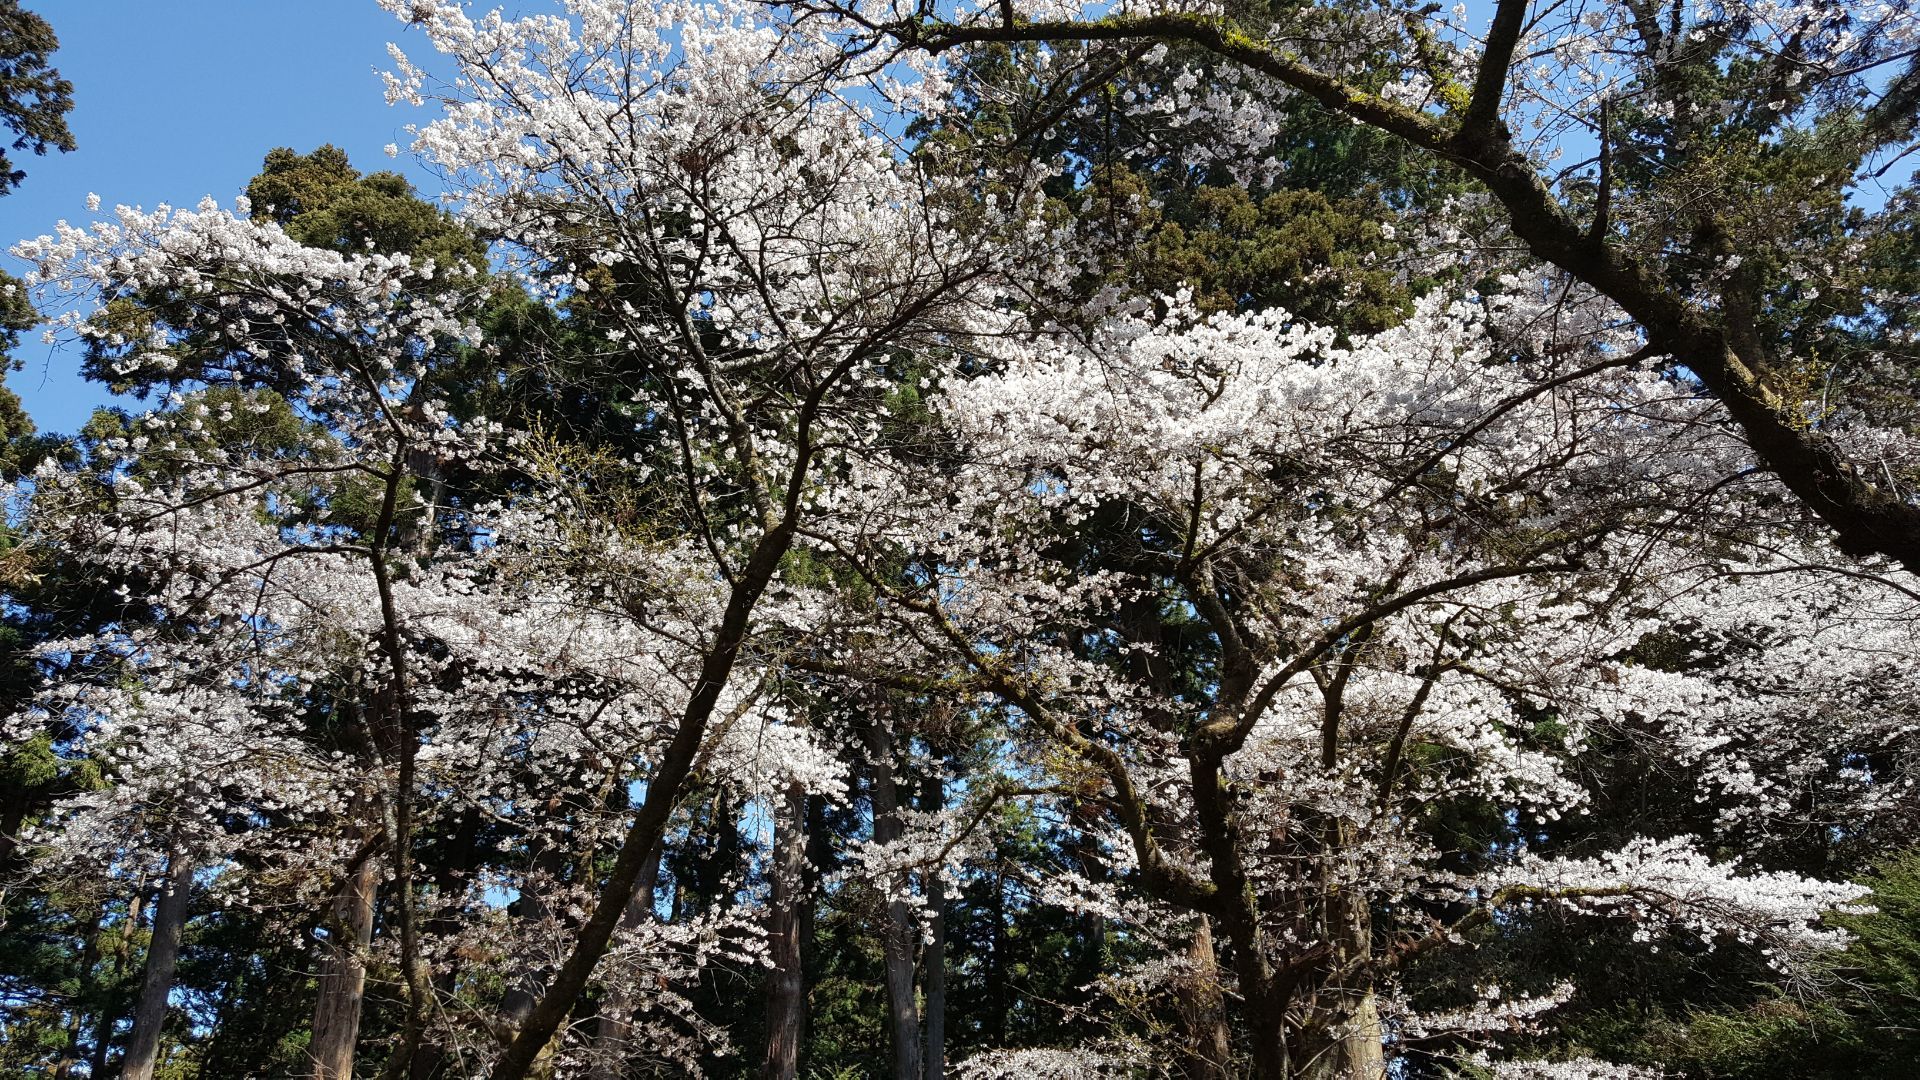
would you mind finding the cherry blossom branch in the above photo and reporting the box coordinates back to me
[1215,561,1583,758]
[802,527,1220,913]
[1462,0,1531,140]
[1375,345,1660,507]
[814,3,1920,572]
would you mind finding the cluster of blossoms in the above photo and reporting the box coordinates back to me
[1485,837,1870,957]
[1478,1056,1668,1080]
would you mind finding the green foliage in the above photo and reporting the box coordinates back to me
[0,268,37,348]
[803,880,893,1077]
[78,146,491,399]
[246,144,485,271]
[2,729,58,788]
[0,370,50,482]
[1083,166,1417,333]
[0,0,73,197]
[914,36,1463,338]
[1487,850,1920,1080]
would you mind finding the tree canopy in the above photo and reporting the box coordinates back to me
[2,2,1918,1079]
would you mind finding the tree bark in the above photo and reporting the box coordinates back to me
[0,779,30,880]
[1177,918,1234,1080]
[1226,918,1290,1080]
[763,778,810,1080]
[1295,824,1385,1080]
[90,879,145,1078]
[588,841,662,1080]
[863,714,923,1080]
[1194,761,1295,1080]
[123,846,194,1080]
[920,773,947,1080]
[693,786,744,917]
[308,850,380,1079]
[1296,988,1384,1080]
[53,902,104,1078]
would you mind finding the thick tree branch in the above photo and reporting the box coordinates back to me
[1214,561,1580,757]
[1462,0,1529,140]
[859,8,1920,572]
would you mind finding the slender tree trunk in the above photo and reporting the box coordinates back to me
[1177,917,1234,1080]
[1296,987,1384,1080]
[923,883,947,1080]
[987,864,1007,1046]
[1187,749,1287,1080]
[920,773,947,1080]
[89,1006,116,1075]
[802,793,830,957]
[309,850,380,1079]
[90,881,144,1078]
[1224,916,1289,1080]
[696,786,744,916]
[54,1009,87,1078]
[797,794,832,1058]
[53,903,104,1078]
[881,869,922,1077]
[0,784,30,883]
[491,515,805,1080]
[763,779,810,1080]
[1066,800,1109,981]
[863,714,922,1080]
[497,825,570,1041]
[411,809,483,1080]
[123,846,194,1080]
[588,842,662,1080]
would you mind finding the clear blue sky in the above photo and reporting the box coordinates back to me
[3,0,450,435]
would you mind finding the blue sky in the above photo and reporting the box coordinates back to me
[3,1,449,435]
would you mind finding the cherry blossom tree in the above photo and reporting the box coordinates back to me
[788,0,1920,574]
[2,2,1915,1077]
[799,276,1911,1076]
[12,0,1038,1073]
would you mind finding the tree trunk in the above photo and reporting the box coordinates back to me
[1296,988,1385,1080]
[411,809,483,1080]
[1295,829,1384,1080]
[498,822,571,1041]
[0,783,30,881]
[987,864,1007,1046]
[763,779,810,1080]
[920,773,947,1080]
[587,841,662,1080]
[491,516,807,1080]
[308,850,380,1079]
[53,903,104,1078]
[90,880,145,1078]
[1187,751,1286,1080]
[695,786,744,917]
[1226,922,1290,1080]
[881,870,922,1078]
[1177,917,1234,1080]
[123,846,194,1080]
[1073,817,1108,1013]
[863,715,922,1080]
